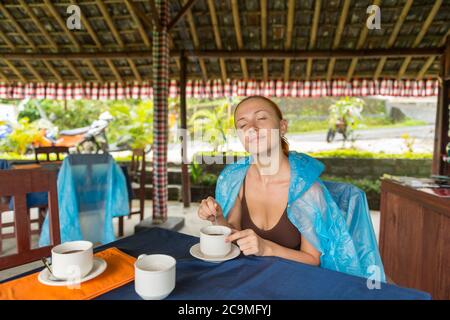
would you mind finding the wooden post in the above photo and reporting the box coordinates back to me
[432,36,450,175]
[152,0,169,223]
[180,51,191,207]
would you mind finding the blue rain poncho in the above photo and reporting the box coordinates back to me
[39,154,129,246]
[215,151,386,281]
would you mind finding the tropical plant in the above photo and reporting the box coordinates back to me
[107,100,153,149]
[189,102,234,152]
[0,117,43,155]
[189,161,218,186]
[328,97,365,141]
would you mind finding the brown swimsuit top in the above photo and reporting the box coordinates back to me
[240,177,301,250]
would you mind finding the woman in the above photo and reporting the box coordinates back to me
[198,96,385,281]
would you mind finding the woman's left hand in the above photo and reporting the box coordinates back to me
[225,229,269,256]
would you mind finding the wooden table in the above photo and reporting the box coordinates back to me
[380,179,450,300]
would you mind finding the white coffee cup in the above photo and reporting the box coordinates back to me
[51,240,94,280]
[200,225,232,257]
[135,254,176,300]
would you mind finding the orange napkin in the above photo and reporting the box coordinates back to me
[0,247,136,300]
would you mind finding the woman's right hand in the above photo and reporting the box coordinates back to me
[198,196,223,222]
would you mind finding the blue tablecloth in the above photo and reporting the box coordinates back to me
[1,228,431,299]
[95,228,430,300]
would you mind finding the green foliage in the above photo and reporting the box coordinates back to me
[308,148,432,159]
[189,161,218,186]
[322,175,381,195]
[189,102,234,151]
[107,100,153,149]
[0,117,42,155]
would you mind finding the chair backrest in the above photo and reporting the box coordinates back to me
[130,148,146,188]
[34,146,70,163]
[0,169,60,271]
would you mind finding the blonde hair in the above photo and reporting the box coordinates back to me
[234,95,289,156]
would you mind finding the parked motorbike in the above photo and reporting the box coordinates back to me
[326,117,349,143]
[34,111,114,154]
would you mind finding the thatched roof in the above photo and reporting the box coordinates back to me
[0,0,449,84]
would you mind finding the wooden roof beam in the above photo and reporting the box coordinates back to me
[65,60,84,82]
[261,0,268,81]
[417,30,450,79]
[346,0,381,81]
[326,0,351,81]
[168,0,198,31]
[183,0,207,80]
[207,0,227,83]
[306,0,321,80]
[374,0,413,79]
[231,0,248,80]
[71,0,102,48]
[397,0,442,79]
[283,0,296,82]
[125,0,151,48]
[95,0,124,48]
[18,0,58,50]
[43,0,81,51]
[127,59,142,82]
[149,0,162,32]
[43,61,63,82]
[85,60,103,82]
[0,3,36,50]
[3,60,26,82]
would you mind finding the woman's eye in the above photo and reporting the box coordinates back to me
[257,117,266,120]
[239,124,246,129]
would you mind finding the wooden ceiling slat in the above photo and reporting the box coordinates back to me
[231,0,249,80]
[397,0,443,79]
[43,0,80,51]
[96,0,124,48]
[127,58,143,82]
[167,0,198,31]
[306,0,321,80]
[85,60,103,82]
[22,60,43,82]
[374,0,413,79]
[207,0,227,83]
[0,3,36,50]
[43,61,63,82]
[327,0,351,81]
[183,0,208,80]
[261,0,268,81]
[3,60,26,82]
[347,0,382,81]
[283,0,295,82]
[72,0,102,48]
[125,0,151,48]
[65,60,84,82]
[417,30,450,79]
[18,0,58,50]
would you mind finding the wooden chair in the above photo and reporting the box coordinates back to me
[0,169,60,271]
[118,148,147,237]
[34,146,69,163]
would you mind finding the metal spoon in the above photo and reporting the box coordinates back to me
[41,257,65,282]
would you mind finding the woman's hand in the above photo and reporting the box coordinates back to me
[197,196,223,222]
[226,229,269,256]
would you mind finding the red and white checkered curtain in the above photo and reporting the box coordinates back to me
[0,79,440,100]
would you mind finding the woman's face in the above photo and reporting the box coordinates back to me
[234,98,287,156]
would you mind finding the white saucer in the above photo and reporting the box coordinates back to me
[38,257,107,286]
[190,243,240,263]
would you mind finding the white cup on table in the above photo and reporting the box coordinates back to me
[200,225,232,257]
[134,254,176,300]
[51,240,94,280]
